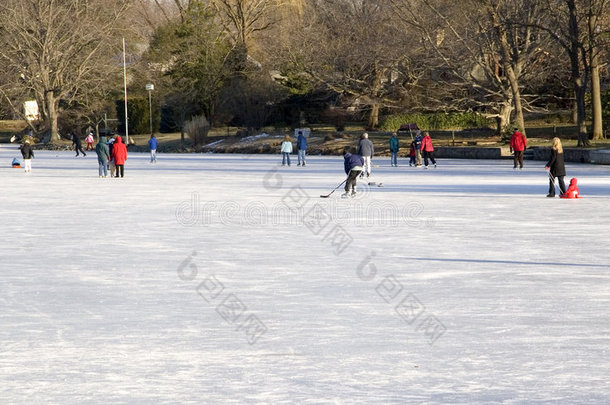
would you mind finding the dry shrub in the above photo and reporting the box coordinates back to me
[185,115,210,146]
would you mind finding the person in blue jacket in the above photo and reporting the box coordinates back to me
[342,147,364,198]
[148,134,158,163]
[296,131,307,166]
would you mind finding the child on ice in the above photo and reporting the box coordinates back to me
[560,178,580,199]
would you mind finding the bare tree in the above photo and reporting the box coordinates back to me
[391,0,553,134]
[284,0,419,128]
[534,0,609,145]
[0,0,131,143]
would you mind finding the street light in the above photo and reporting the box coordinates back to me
[146,83,154,138]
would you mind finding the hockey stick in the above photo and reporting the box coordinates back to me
[320,179,347,198]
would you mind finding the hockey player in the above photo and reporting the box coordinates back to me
[342,147,364,198]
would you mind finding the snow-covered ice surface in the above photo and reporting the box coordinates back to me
[1,145,609,404]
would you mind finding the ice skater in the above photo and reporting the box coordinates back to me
[280,135,293,166]
[510,128,527,170]
[297,130,307,166]
[85,131,95,151]
[357,132,374,177]
[148,134,158,163]
[111,136,128,177]
[342,147,364,198]
[95,135,110,177]
[72,133,86,157]
[20,139,34,173]
[389,132,399,167]
[545,137,566,197]
[409,140,416,166]
[413,130,423,166]
[421,132,436,168]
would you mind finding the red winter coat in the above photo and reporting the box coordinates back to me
[510,131,527,152]
[420,135,434,152]
[111,136,128,165]
[560,178,580,199]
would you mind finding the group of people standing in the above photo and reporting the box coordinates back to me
[389,130,437,169]
[280,130,308,166]
[95,134,128,178]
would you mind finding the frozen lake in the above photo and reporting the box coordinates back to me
[1,145,609,403]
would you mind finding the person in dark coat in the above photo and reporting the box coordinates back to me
[342,147,364,198]
[20,139,34,173]
[389,132,399,167]
[545,137,566,197]
[95,136,110,177]
[409,141,416,166]
[72,133,87,157]
[107,137,116,177]
[296,131,307,166]
[111,136,128,178]
[413,131,423,166]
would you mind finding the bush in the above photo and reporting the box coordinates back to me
[380,112,491,131]
[185,115,210,146]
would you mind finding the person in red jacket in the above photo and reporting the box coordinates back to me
[560,178,580,199]
[420,132,436,169]
[510,128,527,169]
[111,135,128,178]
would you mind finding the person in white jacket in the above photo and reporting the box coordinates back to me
[280,135,293,166]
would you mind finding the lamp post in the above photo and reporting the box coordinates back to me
[146,83,154,138]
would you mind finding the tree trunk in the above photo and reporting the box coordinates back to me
[575,81,589,147]
[489,7,526,136]
[368,103,380,129]
[499,100,513,133]
[46,91,60,143]
[567,0,590,147]
[590,56,603,140]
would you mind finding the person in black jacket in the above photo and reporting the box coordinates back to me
[72,132,86,157]
[545,137,566,197]
[20,139,34,173]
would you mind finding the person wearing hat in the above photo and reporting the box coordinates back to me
[111,135,128,177]
[20,139,34,173]
[510,128,527,170]
[95,135,110,177]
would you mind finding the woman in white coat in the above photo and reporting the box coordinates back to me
[280,135,293,166]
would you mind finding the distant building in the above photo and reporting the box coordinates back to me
[24,100,40,121]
